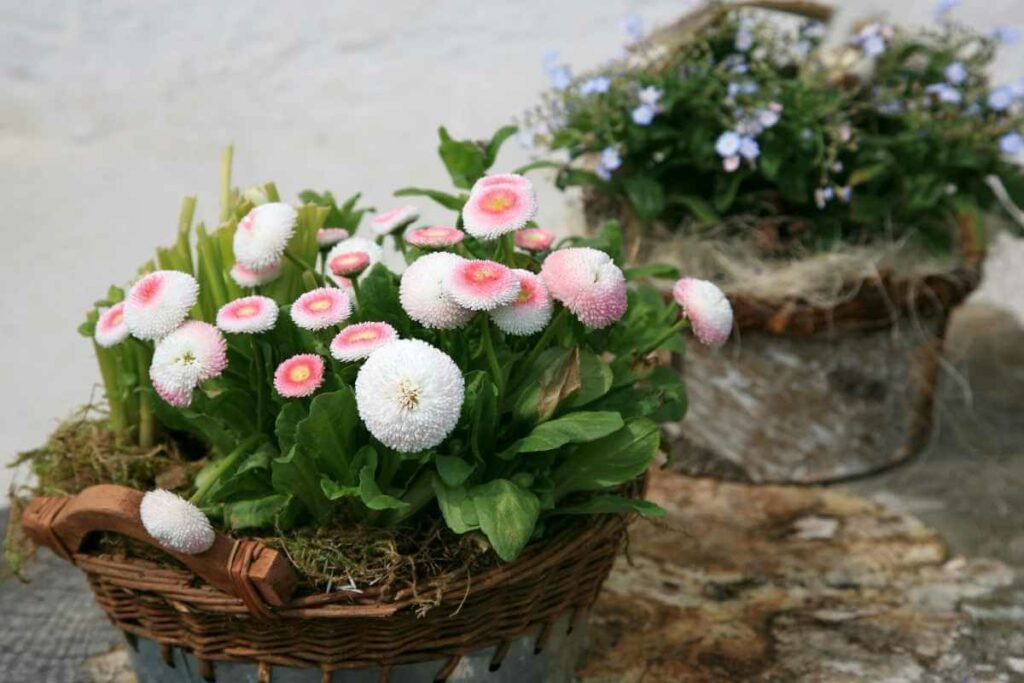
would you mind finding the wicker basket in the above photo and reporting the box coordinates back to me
[584,190,984,483]
[21,479,641,681]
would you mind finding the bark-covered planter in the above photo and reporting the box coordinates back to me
[585,192,984,483]
[21,479,640,681]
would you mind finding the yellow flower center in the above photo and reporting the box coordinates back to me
[289,365,311,382]
[485,194,512,212]
[472,266,496,282]
[308,298,332,312]
[397,379,420,410]
[236,305,258,318]
[349,330,379,343]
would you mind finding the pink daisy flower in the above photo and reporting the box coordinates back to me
[290,287,352,331]
[540,248,627,329]
[230,261,282,288]
[462,177,537,240]
[326,237,383,279]
[216,296,278,334]
[328,250,371,277]
[330,322,398,362]
[405,225,465,250]
[124,270,200,340]
[489,269,553,336]
[475,173,532,189]
[317,228,350,248]
[233,202,297,270]
[444,259,521,311]
[370,205,419,237]
[399,252,474,330]
[95,302,129,348]
[274,354,325,398]
[514,228,556,252]
[672,278,733,347]
[150,321,228,408]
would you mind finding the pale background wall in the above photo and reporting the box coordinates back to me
[2,0,1022,495]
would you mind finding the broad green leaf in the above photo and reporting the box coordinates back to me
[438,127,487,188]
[625,263,681,281]
[553,418,660,497]
[554,495,666,518]
[436,455,475,487]
[320,477,359,501]
[275,402,306,456]
[432,477,480,533]
[470,479,541,562]
[502,411,624,458]
[224,494,297,530]
[272,445,331,522]
[563,351,614,409]
[357,447,409,511]
[484,125,518,168]
[623,176,665,222]
[394,187,467,211]
[151,399,237,456]
[670,194,719,225]
[294,388,362,483]
[512,160,561,175]
[512,348,581,423]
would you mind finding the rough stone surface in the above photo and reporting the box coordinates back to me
[670,314,946,483]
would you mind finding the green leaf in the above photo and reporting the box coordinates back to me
[563,351,614,409]
[512,160,561,175]
[294,388,363,483]
[624,263,681,281]
[554,495,666,517]
[151,400,237,456]
[275,402,306,456]
[553,418,660,497]
[670,194,719,225]
[436,455,475,487]
[623,176,665,222]
[438,127,487,189]
[470,479,541,562]
[356,447,409,511]
[394,187,467,211]
[484,125,518,168]
[502,411,624,458]
[432,477,480,533]
[355,264,410,332]
[224,494,297,530]
[512,348,581,423]
[272,445,332,522]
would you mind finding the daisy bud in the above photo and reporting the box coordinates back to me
[405,226,465,250]
[290,288,352,331]
[462,175,537,240]
[444,259,520,311]
[150,321,228,408]
[230,261,282,289]
[125,270,200,341]
[514,227,556,252]
[274,354,325,398]
[216,296,278,334]
[233,202,298,270]
[326,237,383,278]
[329,250,371,277]
[490,269,553,336]
[355,339,464,453]
[540,248,627,329]
[399,252,474,330]
[316,228,350,249]
[94,302,129,348]
[140,489,215,555]
[370,205,420,237]
[330,322,398,362]
[672,278,733,347]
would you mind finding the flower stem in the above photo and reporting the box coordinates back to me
[518,306,569,376]
[190,434,261,507]
[132,340,156,449]
[285,249,325,286]
[479,315,504,395]
[642,318,688,356]
[93,343,127,443]
[219,146,234,223]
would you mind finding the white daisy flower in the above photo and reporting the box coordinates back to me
[140,489,215,555]
[124,270,200,341]
[399,252,474,330]
[216,296,278,334]
[230,261,282,288]
[355,339,465,453]
[672,278,733,347]
[489,269,553,336]
[94,302,129,348]
[370,205,419,236]
[150,321,228,408]
[316,227,350,248]
[326,237,383,278]
[290,287,351,331]
[233,202,297,270]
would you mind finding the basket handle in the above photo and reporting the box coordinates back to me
[21,484,298,616]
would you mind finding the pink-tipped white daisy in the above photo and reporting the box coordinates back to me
[672,278,733,347]
[328,250,371,277]
[326,237,383,278]
[405,225,465,250]
[290,287,352,331]
[124,270,200,341]
[370,205,419,237]
[475,173,532,189]
[444,259,521,311]
[230,261,282,288]
[274,354,325,398]
[216,296,278,334]
[462,178,537,240]
[489,269,554,336]
[540,247,627,329]
[140,490,215,555]
[355,339,464,453]
[150,321,228,408]
[330,322,398,362]
[317,227,350,248]
[95,302,129,348]
[514,227,556,252]
[399,252,474,330]
[233,202,298,270]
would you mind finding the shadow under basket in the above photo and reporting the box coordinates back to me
[21,480,640,682]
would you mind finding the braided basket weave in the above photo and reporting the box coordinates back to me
[22,478,641,681]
